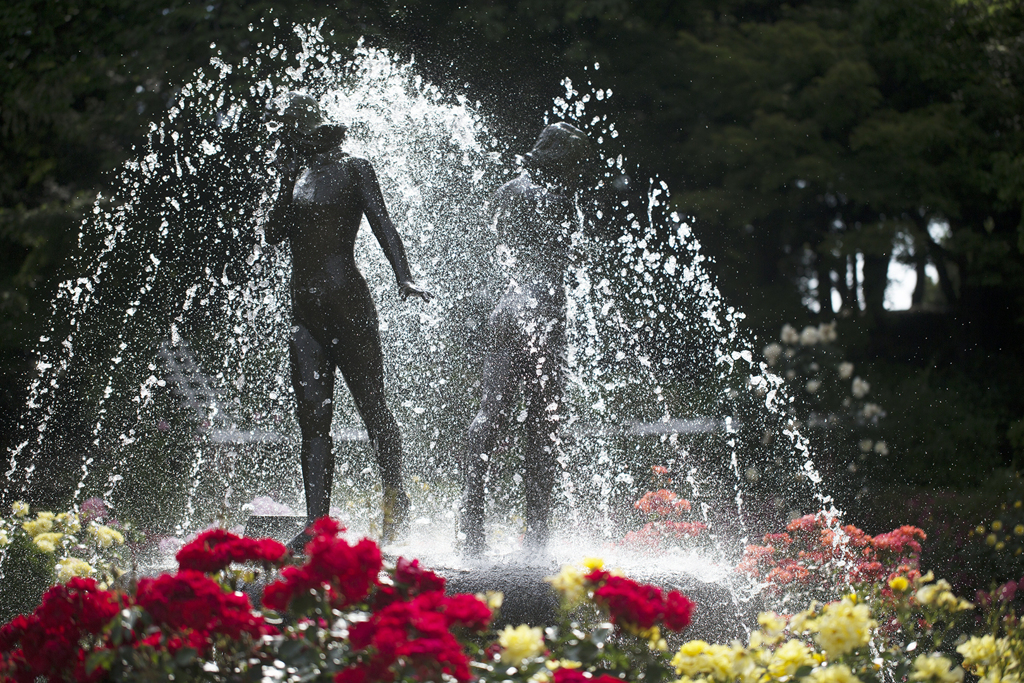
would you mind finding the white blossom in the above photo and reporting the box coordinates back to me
[799,325,820,346]
[781,324,800,345]
[817,321,837,343]
[862,403,885,419]
[839,362,854,379]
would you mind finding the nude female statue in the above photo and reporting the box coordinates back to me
[460,122,592,555]
[266,93,432,546]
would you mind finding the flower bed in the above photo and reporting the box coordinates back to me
[1,506,1022,683]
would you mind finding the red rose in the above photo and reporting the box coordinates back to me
[136,570,270,645]
[553,668,590,683]
[585,571,693,634]
[343,591,485,683]
[664,590,695,631]
[177,528,287,573]
[0,577,121,682]
[262,518,382,612]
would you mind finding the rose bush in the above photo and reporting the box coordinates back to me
[738,512,928,602]
[3,508,1024,683]
[621,467,708,552]
[0,516,695,682]
[0,500,132,623]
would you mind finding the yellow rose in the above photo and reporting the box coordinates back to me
[546,565,586,606]
[673,640,711,675]
[814,597,874,658]
[33,532,64,552]
[730,644,766,683]
[757,611,787,639]
[545,660,582,671]
[670,640,736,681]
[806,663,862,683]
[56,558,93,582]
[889,576,909,592]
[22,517,54,537]
[582,556,604,571]
[639,625,668,652]
[916,583,939,604]
[480,591,504,611]
[956,635,998,671]
[88,523,124,548]
[702,644,737,680]
[498,624,545,665]
[909,654,964,683]
[11,501,29,518]
[767,639,816,679]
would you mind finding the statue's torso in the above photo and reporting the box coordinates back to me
[492,172,573,298]
[289,150,367,294]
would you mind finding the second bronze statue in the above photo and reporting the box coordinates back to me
[460,122,594,556]
[265,93,432,550]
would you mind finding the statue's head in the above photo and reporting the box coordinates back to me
[523,122,593,186]
[270,92,347,154]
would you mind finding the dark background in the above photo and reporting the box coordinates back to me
[2,0,1023,587]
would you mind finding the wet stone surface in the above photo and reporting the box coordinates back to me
[439,557,759,642]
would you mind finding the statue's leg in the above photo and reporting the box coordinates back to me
[289,323,336,550]
[331,311,409,542]
[522,321,564,552]
[461,325,520,555]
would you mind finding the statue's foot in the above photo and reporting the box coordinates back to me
[459,532,486,559]
[381,487,410,545]
[458,514,486,558]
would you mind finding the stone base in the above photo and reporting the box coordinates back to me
[438,556,758,641]
[239,521,758,641]
[244,515,308,543]
[442,559,562,628]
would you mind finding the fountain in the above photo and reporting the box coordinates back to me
[2,24,836,636]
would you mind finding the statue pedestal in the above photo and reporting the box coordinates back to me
[244,515,307,542]
[436,557,758,641]
[238,522,757,642]
[442,559,561,628]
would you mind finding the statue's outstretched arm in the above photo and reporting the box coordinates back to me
[356,158,433,301]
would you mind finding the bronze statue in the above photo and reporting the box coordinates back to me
[266,93,432,547]
[460,122,593,555]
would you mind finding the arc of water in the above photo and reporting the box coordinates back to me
[158,339,283,446]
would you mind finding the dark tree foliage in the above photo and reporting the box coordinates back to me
[1,0,1023,504]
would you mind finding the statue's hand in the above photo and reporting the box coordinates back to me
[399,280,434,302]
[272,143,300,185]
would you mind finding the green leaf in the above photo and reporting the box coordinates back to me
[794,665,814,679]
[277,638,307,661]
[573,640,600,663]
[591,625,614,646]
[85,648,115,674]
[645,661,674,683]
[173,647,198,667]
